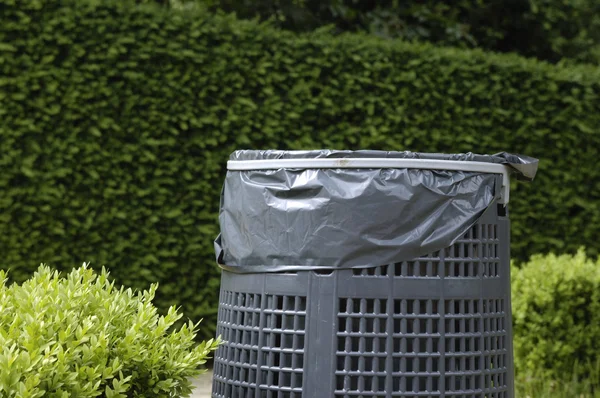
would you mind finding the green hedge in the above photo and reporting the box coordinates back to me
[1,0,600,339]
[193,0,600,64]
[512,249,600,382]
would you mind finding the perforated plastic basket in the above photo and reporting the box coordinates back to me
[212,204,513,397]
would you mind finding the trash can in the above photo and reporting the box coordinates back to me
[211,150,538,398]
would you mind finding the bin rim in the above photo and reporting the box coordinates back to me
[227,158,512,203]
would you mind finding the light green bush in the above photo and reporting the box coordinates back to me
[515,363,600,398]
[512,249,600,383]
[0,264,219,397]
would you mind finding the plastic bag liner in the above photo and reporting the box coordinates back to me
[215,150,538,273]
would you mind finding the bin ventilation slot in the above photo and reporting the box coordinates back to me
[212,292,306,398]
[336,298,389,396]
[334,297,508,397]
[352,223,500,279]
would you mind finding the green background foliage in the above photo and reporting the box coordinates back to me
[145,0,600,64]
[512,249,600,382]
[0,265,218,397]
[1,0,600,339]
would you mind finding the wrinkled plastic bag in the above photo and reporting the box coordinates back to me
[215,150,538,273]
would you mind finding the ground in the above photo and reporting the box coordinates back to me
[192,371,213,398]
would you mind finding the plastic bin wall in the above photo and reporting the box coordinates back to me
[212,204,513,398]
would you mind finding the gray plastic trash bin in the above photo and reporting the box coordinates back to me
[211,150,538,398]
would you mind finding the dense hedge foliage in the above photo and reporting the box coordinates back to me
[0,265,218,397]
[145,0,600,64]
[1,0,600,339]
[512,249,600,382]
